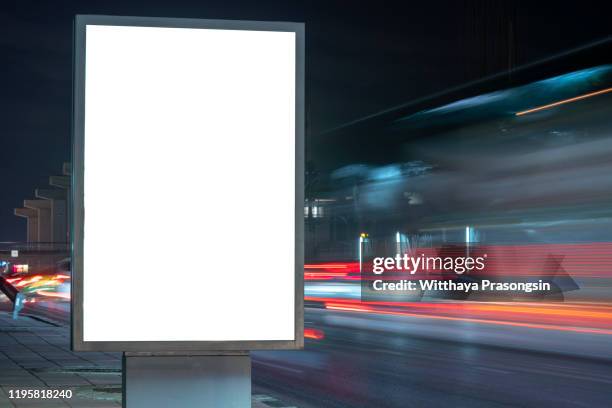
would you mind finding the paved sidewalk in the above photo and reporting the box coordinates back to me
[0,310,295,408]
[0,311,121,407]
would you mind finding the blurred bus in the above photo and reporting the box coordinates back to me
[305,38,612,302]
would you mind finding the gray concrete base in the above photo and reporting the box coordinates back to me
[123,354,251,408]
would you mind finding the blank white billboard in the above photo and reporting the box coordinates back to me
[73,17,303,349]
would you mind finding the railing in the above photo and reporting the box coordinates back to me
[0,276,24,319]
[0,241,70,252]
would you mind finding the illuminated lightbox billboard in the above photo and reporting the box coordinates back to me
[72,16,304,351]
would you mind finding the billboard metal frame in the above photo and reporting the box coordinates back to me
[71,14,305,352]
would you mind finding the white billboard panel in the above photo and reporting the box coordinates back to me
[72,16,304,351]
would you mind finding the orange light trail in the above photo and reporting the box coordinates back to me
[515,87,612,116]
[305,263,353,269]
[307,296,612,333]
[308,296,612,319]
[304,327,325,340]
[304,262,361,280]
[324,302,612,335]
[305,271,351,280]
[15,275,43,287]
[35,290,70,299]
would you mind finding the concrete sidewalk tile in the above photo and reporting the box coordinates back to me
[70,385,121,406]
[0,371,24,379]
[74,376,120,387]
[11,400,68,408]
[0,381,46,388]
[37,351,76,358]
[0,388,12,408]
[66,401,120,407]
[36,374,91,387]
[20,361,57,370]
[88,362,121,369]
[12,357,47,364]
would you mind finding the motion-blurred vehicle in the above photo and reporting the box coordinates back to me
[305,40,612,304]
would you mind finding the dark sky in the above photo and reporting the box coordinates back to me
[1,0,610,241]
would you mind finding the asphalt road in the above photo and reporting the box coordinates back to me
[252,308,612,408]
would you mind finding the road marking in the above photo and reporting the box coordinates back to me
[253,393,298,408]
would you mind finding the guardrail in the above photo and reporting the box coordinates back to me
[0,241,70,252]
[0,276,25,319]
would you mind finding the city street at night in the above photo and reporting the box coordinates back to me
[1,1,612,407]
[1,299,610,407]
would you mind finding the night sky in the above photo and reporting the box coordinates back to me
[1,0,610,241]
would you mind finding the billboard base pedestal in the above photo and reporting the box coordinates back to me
[122,353,251,408]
